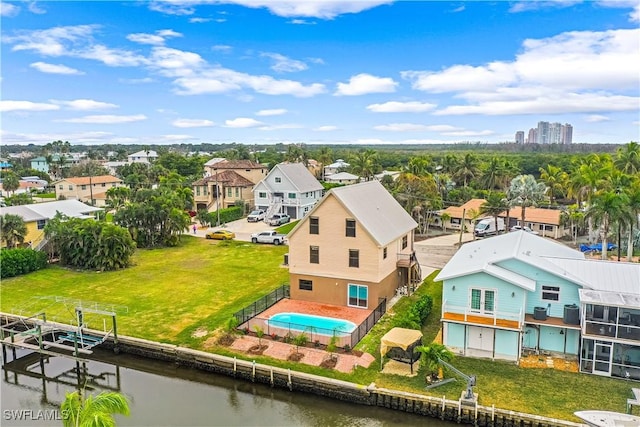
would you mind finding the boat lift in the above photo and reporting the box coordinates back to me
[426,358,478,405]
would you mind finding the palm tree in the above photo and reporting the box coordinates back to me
[624,181,640,261]
[316,146,333,181]
[614,141,640,175]
[454,153,480,188]
[481,157,507,192]
[350,149,379,181]
[507,175,547,228]
[416,343,454,381]
[586,190,631,260]
[1,171,20,196]
[407,156,432,176]
[0,214,27,248]
[61,390,130,427]
[539,165,568,205]
[480,192,509,235]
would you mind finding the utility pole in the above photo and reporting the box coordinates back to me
[459,208,466,245]
[215,168,220,226]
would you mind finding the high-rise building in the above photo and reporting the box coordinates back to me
[515,131,525,144]
[549,122,562,144]
[527,128,537,144]
[561,124,573,144]
[536,121,550,144]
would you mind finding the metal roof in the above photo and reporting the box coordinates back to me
[0,200,102,222]
[329,180,417,247]
[545,257,640,295]
[270,163,323,192]
[0,205,48,222]
[579,289,640,308]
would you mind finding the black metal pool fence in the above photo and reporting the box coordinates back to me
[233,284,290,325]
[236,294,387,349]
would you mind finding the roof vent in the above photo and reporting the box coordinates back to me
[525,250,531,256]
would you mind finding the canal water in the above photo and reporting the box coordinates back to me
[2,348,453,426]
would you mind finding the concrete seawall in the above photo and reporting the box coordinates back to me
[1,313,583,427]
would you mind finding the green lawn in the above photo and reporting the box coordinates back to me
[0,240,634,421]
[0,237,289,347]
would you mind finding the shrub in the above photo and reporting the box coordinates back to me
[217,206,243,225]
[393,294,433,329]
[0,248,48,279]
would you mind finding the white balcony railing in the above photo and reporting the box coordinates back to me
[442,300,522,328]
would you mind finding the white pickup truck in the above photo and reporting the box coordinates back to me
[250,230,287,245]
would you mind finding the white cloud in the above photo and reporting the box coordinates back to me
[212,45,232,52]
[162,134,194,140]
[173,68,325,97]
[404,28,640,116]
[60,114,147,124]
[148,1,195,15]
[585,114,611,122]
[30,61,83,75]
[127,33,166,45]
[82,45,148,67]
[451,5,465,13]
[1,2,20,16]
[259,123,303,131]
[50,99,118,110]
[190,17,212,23]
[374,123,430,132]
[313,125,338,131]
[366,101,436,113]
[0,100,59,112]
[373,123,465,132]
[224,118,264,128]
[509,1,581,13]
[289,19,316,25]
[441,129,494,136]
[127,29,182,45]
[150,47,206,77]
[335,73,398,96]
[261,52,307,73]
[119,77,155,84]
[6,24,97,56]
[256,108,287,116]
[1,130,114,145]
[247,1,393,19]
[28,2,46,14]
[172,118,215,128]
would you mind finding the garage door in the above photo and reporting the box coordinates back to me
[468,326,494,352]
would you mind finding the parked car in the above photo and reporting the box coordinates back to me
[205,230,236,240]
[250,230,287,245]
[247,209,266,222]
[266,213,291,226]
[474,217,505,237]
[509,225,539,235]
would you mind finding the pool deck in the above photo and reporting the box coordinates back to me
[259,299,373,325]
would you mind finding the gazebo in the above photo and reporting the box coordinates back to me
[380,328,423,374]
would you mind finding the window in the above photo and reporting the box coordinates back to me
[470,288,495,314]
[310,246,319,264]
[36,219,46,230]
[81,185,87,190]
[383,247,387,259]
[101,183,106,187]
[227,187,232,197]
[349,249,359,268]
[542,285,560,301]
[299,279,313,291]
[288,193,296,199]
[59,185,63,190]
[196,187,201,196]
[402,235,408,249]
[309,217,319,234]
[451,218,461,225]
[346,219,356,237]
[348,284,368,308]
[275,177,281,183]
[235,188,239,197]
[259,192,266,198]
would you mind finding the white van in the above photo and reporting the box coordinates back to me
[474,217,505,237]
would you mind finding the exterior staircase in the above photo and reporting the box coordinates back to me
[266,196,282,219]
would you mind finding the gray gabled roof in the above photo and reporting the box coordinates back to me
[327,180,417,247]
[0,205,48,222]
[545,257,640,295]
[270,163,323,192]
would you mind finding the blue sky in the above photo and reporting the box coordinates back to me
[1,0,639,146]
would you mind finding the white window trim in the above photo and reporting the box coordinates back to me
[469,287,497,315]
[347,283,368,309]
[541,285,560,302]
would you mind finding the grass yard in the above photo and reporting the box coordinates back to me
[0,241,634,421]
[0,236,289,347]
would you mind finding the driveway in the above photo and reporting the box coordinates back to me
[192,218,278,242]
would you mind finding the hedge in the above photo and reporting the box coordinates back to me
[392,294,433,330]
[0,248,48,279]
[215,206,244,225]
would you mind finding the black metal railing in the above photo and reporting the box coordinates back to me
[233,284,290,325]
[349,297,386,348]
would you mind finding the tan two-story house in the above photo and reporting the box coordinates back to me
[53,175,124,207]
[287,180,419,309]
[193,159,268,212]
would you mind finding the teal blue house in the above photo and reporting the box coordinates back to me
[435,232,640,380]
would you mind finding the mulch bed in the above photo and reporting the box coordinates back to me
[248,344,269,355]
[217,335,236,346]
[287,352,305,362]
[319,356,338,369]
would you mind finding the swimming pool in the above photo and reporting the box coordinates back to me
[268,312,357,336]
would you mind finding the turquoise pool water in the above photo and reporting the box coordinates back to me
[268,312,357,335]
